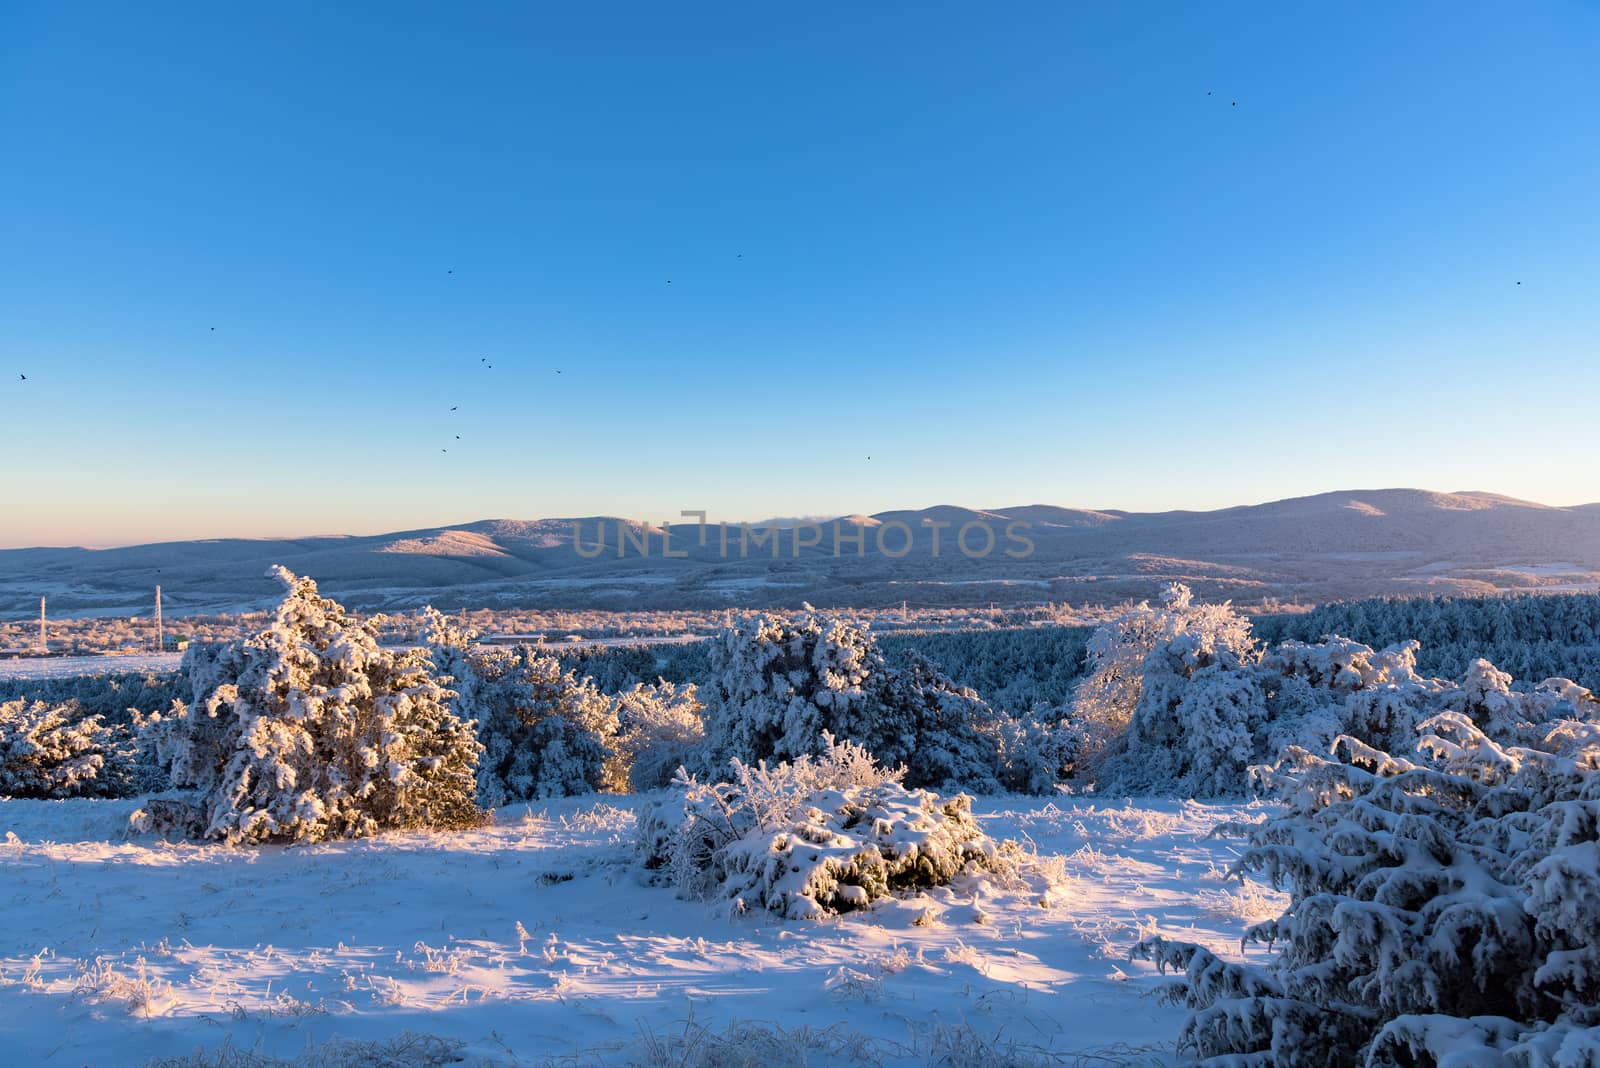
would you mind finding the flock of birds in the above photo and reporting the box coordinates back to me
[432,259,753,457]
[11,168,1531,440]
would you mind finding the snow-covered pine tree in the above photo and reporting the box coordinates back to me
[0,698,134,799]
[703,613,887,770]
[1137,698,1600,1065]
[141,567,482,843]
[420,606,624,802]
[437,640,619,805]
[1078,585,1514,797]
[878,649,1069,793]
[702,612,1062,793]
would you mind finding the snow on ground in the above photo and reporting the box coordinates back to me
[0,653,185,680]
[0,793,1284,1065]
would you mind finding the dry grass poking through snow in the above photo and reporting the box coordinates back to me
[147,1032,465,1067]
[158,1017,1175,1068]
[1192,880,1289,927]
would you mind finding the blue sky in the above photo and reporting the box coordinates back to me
[2,2,1597,547]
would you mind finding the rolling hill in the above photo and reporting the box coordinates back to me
[4,489,1599,617]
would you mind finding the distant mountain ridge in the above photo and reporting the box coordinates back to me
[4,489,1599,618]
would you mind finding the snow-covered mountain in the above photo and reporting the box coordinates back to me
[5,489,1600,617]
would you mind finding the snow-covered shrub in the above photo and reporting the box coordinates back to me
[0,698,134,799]
[140,567,483,844]
[1006,709,1081,795]
[1071,583,1258,776]
[1329,641,1440,756]
[637,734,1016,918]
[429,627,619,804]
[1086,585,1272,795]
[1136,702,1600,1066]
[702,614,886,767]
[1080,586,1482,797]
[703,612,1064,793]
[610,680,705,791]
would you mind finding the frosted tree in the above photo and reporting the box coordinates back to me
[1083,590,1486,796]
[420,607,623,802]
[878,650,1071,793]
[702,613,1059,793]
[438,641,619,804]
[141,567,483,843]
[1137,698,1600,1065]
[1070,584,1258,775]
[0,699,134,799]
[703,614,887,770]
[1082,585,1261,790]
[611,680,705,791]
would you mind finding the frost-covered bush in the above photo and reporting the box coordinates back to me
[637,735,1016,918]
[427,620,619,804]
[994,702,1083,796]
[1085,585,1270,794]
[1071,583,1258,775]
[0,698,134,799]
[703,614,886,766]
[1136,701,1600,1066]
[611,680,705,791]
[703,613,1066,794]
[1076,586,1551,797]
[1102,633,1449,797]
[140,568,483,844]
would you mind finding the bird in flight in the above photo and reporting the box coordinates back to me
[209,326,215,331]
[18,374,25,381]
[450,406,458,411]
[1231,101,1237,107]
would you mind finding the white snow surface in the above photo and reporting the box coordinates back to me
[0,792,1283,1065]
[0,653,185,680]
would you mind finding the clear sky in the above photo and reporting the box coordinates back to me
[2,2,1598,548]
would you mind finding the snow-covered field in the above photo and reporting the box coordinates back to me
[0,653,185,680]
[0,793,1282,1066]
